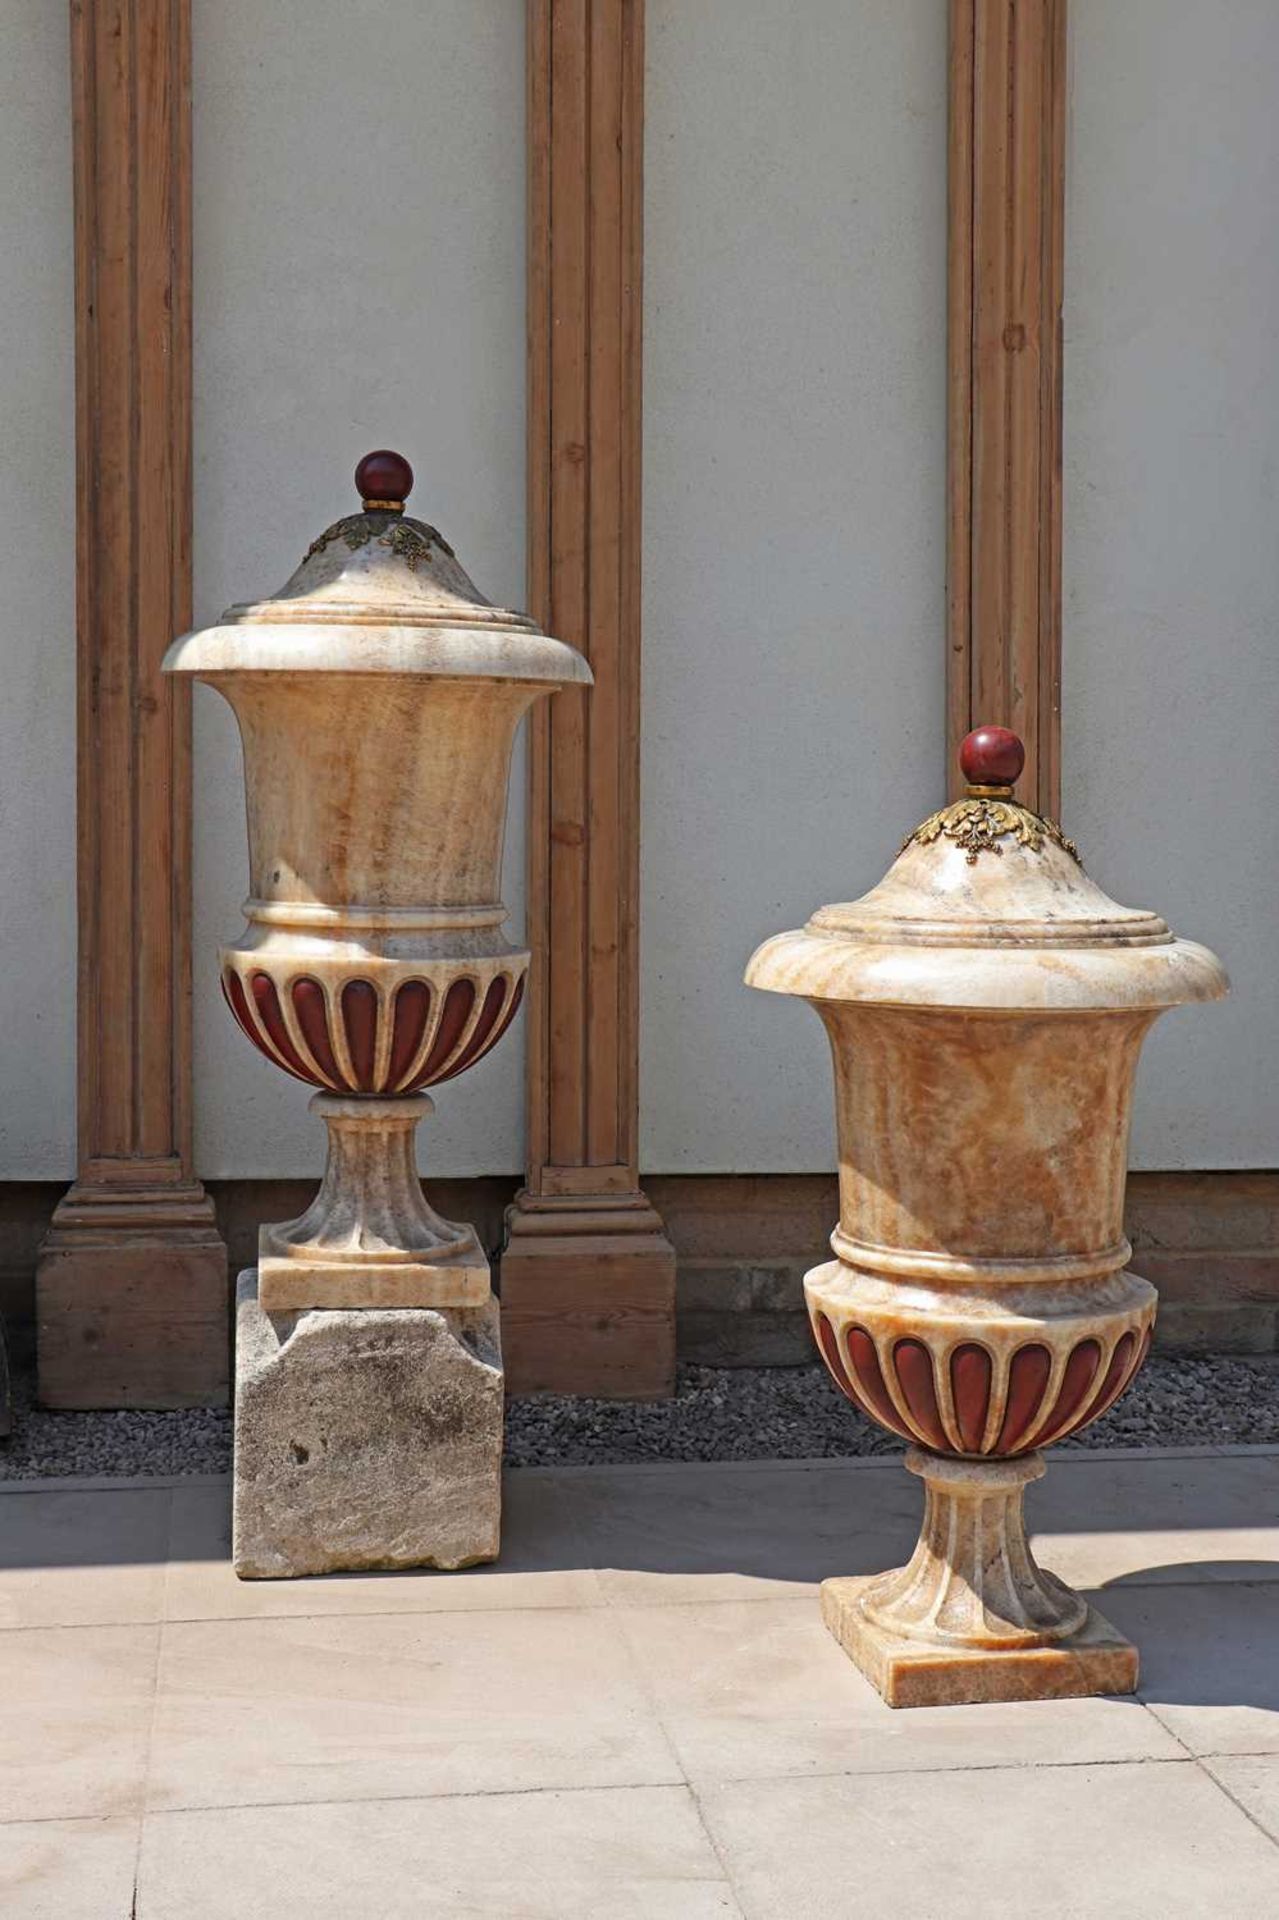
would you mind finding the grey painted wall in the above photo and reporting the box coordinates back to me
[0,4,75,1178]
[640,0,949,1171]
[190,0,529,1177]
[1063,0,1279,1167]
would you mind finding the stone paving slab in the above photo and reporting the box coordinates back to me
[135,1787,742,1919]
[146,1609,681,1812]
[0,1448,1277,1916]
[1203,1754,1279,1842]
[615,1595,1184,1783]
[697,1760,1279,1919]
[0,1487,171,1629]
[0,1818,140,1920]
[1107,1579,1279,1756]
[0,1623,158,1824]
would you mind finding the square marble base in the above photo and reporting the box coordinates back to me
[821,1576,1139,1709]
[233,1269,503,1579]
[257,1236,490,1311]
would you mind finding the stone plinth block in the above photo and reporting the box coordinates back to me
[232,1269,502,1579]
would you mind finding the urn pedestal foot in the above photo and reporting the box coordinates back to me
[258,1094,489,1311]
[821,1448,1137,1708]
[232,1269,502,1579]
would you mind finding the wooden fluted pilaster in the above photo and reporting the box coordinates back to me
[503,0,675,1397]
[36,0,227,1408]
[948,0,1066,816]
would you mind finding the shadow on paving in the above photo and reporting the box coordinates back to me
[1096,1564,1279,1714]
[1,1451,1278,1594]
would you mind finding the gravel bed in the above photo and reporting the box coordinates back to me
[505,1353,1279,1466]
[0,1370,232,1480]
[0,1352,1277,1479]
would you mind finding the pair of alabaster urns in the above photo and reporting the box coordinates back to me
[168,452,1225,1708]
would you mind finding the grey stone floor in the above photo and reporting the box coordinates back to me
[2,1447,1279,1916]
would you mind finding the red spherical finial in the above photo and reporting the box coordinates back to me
[355,449,413,511]
[959,725,1025,789]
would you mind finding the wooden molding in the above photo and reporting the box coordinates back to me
[503,0,675,1397]
[947,0,1066,815]
[36,0,227,1409]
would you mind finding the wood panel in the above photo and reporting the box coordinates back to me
[36,0,227,1408]
[948,0,1065,815]
[503,0,675,1397]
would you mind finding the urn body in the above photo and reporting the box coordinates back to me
[163,452,591,1305]
[746,726,1226,1703]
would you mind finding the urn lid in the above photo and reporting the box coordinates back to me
[746,727,1228,1012]
[164,450,592,685]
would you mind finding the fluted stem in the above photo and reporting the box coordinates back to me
[859,1447,1086,1650]
[257,1094,486,1309]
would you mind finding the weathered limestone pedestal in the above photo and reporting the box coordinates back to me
[233,1271,502,1578]
[164,450,590,1578]
[748,724,1226,1706]
[233,1092,503,1577]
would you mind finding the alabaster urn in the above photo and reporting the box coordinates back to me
[164,450,590,1577]
[747,726,1226,1706]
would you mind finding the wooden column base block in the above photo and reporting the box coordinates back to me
[36,1185,228,1409]
[821,1449,1138,1709]
[501,1192,676,1399]
[258,1095,489,1312]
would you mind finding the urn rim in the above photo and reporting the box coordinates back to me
[744,928,1228,1012]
